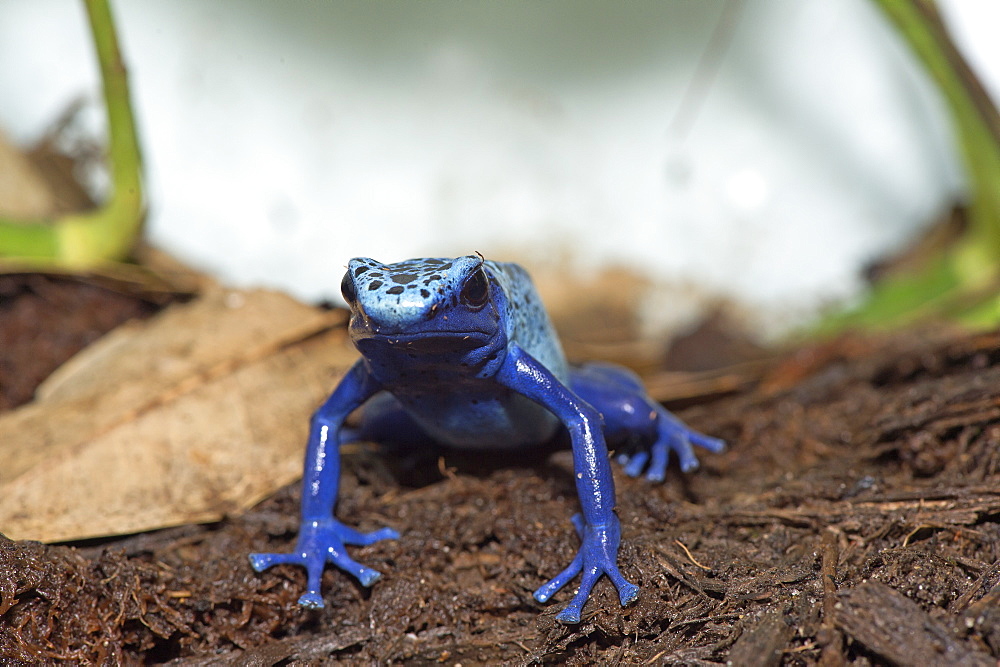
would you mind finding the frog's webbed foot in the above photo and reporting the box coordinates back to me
[618,406,725,482]
[568,363,724,483]
[249,519,398,608]
[533,514,639,624]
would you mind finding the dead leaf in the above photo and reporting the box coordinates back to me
[0,287,356,542]
[0,127,59,218]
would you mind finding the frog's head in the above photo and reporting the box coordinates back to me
[341,255,504,360]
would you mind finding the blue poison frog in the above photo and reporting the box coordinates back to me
[250,254,724,623]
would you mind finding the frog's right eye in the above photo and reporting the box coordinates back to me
[341,272,357,304]
[460,267,490,309]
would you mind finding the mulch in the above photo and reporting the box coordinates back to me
[3,272,1000,665]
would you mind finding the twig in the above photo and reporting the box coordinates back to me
[675,539,711,571]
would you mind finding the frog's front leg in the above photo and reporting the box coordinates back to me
[570,363,726,482]
[497,345,639,624]
[249,360,399,608]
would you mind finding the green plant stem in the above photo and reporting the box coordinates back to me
[0,0,144,267]
[872,0,1000,285]
[817,0,1000,333]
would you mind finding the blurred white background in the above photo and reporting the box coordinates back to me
[0,0,995,334]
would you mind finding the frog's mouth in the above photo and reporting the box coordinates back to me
[355,331,492,355]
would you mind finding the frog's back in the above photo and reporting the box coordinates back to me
[486,260,569,382]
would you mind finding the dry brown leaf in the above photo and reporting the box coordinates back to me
[0,287,356,542]
[0,128,58,218]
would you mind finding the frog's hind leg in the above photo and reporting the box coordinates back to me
[568,363,655,441]
[569,363,725,482]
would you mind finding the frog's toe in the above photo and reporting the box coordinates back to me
[248,551,299,572]
[333,555,382,587]
[251,518,397,608]
[297,591,326,609]
[533,550,584,604]
[335,524,400,546]
[653,409,726,474]
[619,450,649,478]
[646,438,676,480]
[690,431,726,454]
[314,537,386,588]
[533,584,558,605]
[672,436,701,474]
[555,567,601,624]
[613,576,640,606]
[539,514,637,624]
[603,561,640,607]
[555,599,585,624]
[553,562,638,624]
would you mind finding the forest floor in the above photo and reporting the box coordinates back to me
[3,272,1000,665]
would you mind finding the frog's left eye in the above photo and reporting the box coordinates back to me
[460,268,490,309]
[341,271,357,305]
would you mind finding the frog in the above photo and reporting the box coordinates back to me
[249,254,725,623]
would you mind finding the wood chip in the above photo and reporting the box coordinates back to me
[726,608,795,667]
[835,581,993,666]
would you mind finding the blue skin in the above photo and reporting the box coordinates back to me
[249,255,724,623]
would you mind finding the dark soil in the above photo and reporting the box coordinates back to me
[3,274,1000,665]
[0,274,163,412]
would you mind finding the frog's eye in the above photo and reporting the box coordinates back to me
[460,268,490,309]
[341,271,357,305]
